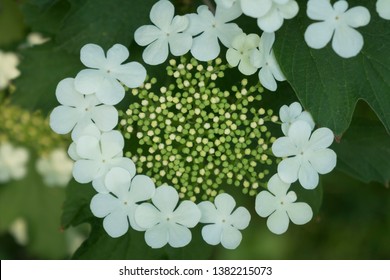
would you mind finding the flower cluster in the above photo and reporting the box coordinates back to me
[119,56,279,202]
[0,142,29,183]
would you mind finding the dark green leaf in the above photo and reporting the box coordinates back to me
[56,0,157,54]
[12,42,82,113]
[274,0,390,135]
[0,0,26,46]
[333,118,390,186]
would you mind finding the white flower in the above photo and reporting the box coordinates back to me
[377,0,390,20]
[215,0,240,9]
[187,3,242,61]
[75,44,146,105]
[71,130,136,193]
[36,149,74,187]
[135,185,201,248]
[0,142,29,183]
[198,193,250,249]
[226,33,260,75]
[50,78,118,141]
[279,102,315,135]
[90,167,155,237]
[9,218,28,246]
[250,32,286,91]
[304,0,371,58]
[240,0,299,32]
[0,51,20,90]
[255,174,313,234]
[272,120,337,189]
[134,0,192,65]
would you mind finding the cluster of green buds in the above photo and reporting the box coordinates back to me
[119,57,279,202]
[0,102,69,155]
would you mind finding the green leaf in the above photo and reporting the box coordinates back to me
[0,0,26,46]
[333,118,390,186]
[0,155,68,259]
[12,42,82,113]
[56,0,157,54]
[274,0,390,135]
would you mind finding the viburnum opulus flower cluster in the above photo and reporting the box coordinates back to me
[48,0,390,249]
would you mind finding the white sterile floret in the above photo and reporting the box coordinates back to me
[50,78,118,141]
[0,51,20,90]
[187,2,242,61]
[36,149,73,187]
[226,33,260,75]
[304,0,371,58]
[90,167,155,238]
[240,0,299,32]
[198,193,250,249]
[0,142,29,183]
[9,218,28,246]
[75,43,146,105]
[215,0,240,9]
[250,32,286,91]
[279,102,315,136]
[255,174,313,234]
[134,0,192,65]
[72,130,136,193]
[377,0,390,20]
[272,120,337,189]
[135,185,201,248]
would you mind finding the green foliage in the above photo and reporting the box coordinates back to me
[274,0,390,136]
[0,0,26,46]
[333,118,390,186]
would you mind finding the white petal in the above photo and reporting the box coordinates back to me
[92,176,109,194]
[344,6,370,27]
[298,111,315,130]
[332,25,364,58]
[186,10,208,35]
[277,157,301,184]
[150,0,174,31]
[229,207,250,229]
[220,226,242,249]
[73,159,101,183]
[91,105,118,132]
[129,175,156,202]
[377,0,390,20]
[226,49,241,67]
[80,44,106,69]
[259,67,278,91]
[267,52,286,82]
[288,120,312,148]
[104,167,131,198]
[170,15,190,33]
[257,8,284,33]
[307,127,334,151]
[279,104,290,122]
[101,131,124,158]
[106,44,129,66]
[134,25,163,46]
[152,185,178,214]
[241,0,272,18]
[76,136,100,160]
[255,191,277,217]
[304,22,334,49]
[168,223,192,248]
[266,209,289,234]
[307,0,334,21]
[216,23,243,48]
[215,0,242,22]
[142,38,169,65]
[168,33,192,56]
[238,57,258,75]
[145,223,169,248]
[67,143,79,161]
[71,118,95,142]
[191,31,220,61]
[173,201,201,227]
[49,106,81,134]
[111,62,147,88]
[298,161,319,189]
[95,76,125,105]
[259,32,275,55]
[198,201,219,223]
[289,102,303,119]
[135,203,161,229]
[272,136,298,157]
[201,224,222,245]
[308,148,337,174]
[267,173,290,197]
[90,193,120,218]
[279,0,299,19]
[214,193,236,215]
[74,69,104,95]
[103,210,129,238]
[55,78,84,106]
[286,202,313,225]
